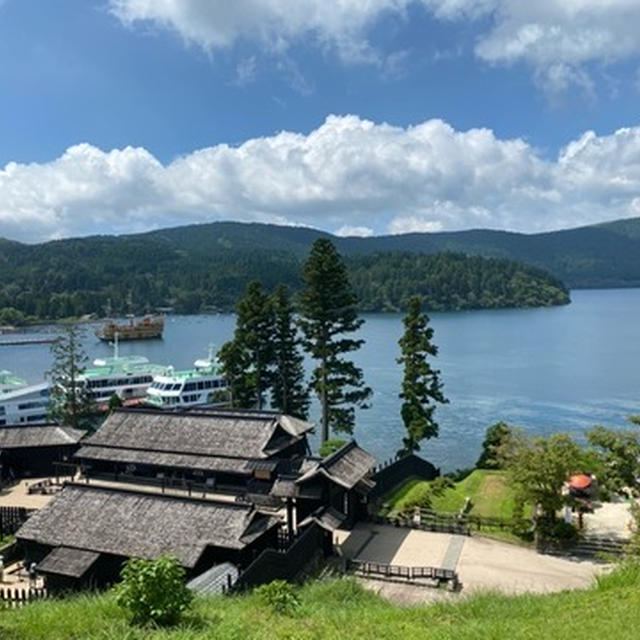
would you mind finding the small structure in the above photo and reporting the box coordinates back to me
[16,482,279,592]
[272,440,376,530]
[0,425,85,482]
[75,408,313,493]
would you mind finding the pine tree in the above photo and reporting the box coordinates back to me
[397,295,448,455]
[47,323,94,429]
[270,285,310,419]
[298,239,371,442]
[218,281,275,409]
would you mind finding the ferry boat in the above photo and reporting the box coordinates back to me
[80,354,169,405]
[143,347,230,409]
[95,314,164,342]
[0,371,49,426]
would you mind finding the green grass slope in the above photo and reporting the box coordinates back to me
[2,566,640,639]
[385,470,521,519]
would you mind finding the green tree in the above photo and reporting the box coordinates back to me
[47,324,94,429]
[114,555,193,626]
[219,281,275,409]
[587,419,640,496]
[298,239,372,442]
[270,284,309,418]
[397,295,448,455]
[501,431,584,523]
[476,421,514,469]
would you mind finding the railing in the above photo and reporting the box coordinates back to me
[0,507,35,538]
[0,587,49,608]
[347,559,459,589]
[371,513,471,535]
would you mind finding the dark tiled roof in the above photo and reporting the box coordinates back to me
[17,483,278,568]
[82,409,312,461]
[0,425,85,449]
[299,507,346,532]
[76,445,254,475]
[187,562,239,595]
[297,441,375,490]
[37,546,99,578]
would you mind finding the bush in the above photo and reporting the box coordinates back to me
[113,555,193,626]
[255,580,301,616]
[537,519,578,541]
[318,439,346,458]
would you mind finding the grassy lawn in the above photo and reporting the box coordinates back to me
[2,565,640,639]
[384,470,522,519]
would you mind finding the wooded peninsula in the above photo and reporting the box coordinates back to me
[0,223,571,324]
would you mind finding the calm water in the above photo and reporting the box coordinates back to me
[3,288,640,471]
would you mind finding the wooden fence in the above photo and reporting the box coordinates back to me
[0,507,34,539]
[371,513,471,535]
[232,523,325,591]
[0,587,49,608]
[370,454,439,500]
[347,559,459,590]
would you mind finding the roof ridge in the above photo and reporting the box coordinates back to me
[62,481,254,510]
[320,439,358,468]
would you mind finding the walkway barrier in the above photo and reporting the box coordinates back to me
[0,587,49,608]
[347,558,459,590]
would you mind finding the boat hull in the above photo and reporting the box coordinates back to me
[95,315,164,342]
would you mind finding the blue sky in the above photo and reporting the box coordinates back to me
[2,0,640,242]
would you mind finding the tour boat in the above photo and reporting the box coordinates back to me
[95,314,164,342]
[0,371,49,426]
[143,347,230,409]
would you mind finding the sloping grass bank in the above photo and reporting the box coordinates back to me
[385,470,522,518]
[2,564,640,640]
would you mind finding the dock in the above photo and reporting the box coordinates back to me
[0,337,60,347]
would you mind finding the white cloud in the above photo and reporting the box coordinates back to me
[2,115,640,242]
[335,225,375,238]
[109,1,640,92]
[109,0,408,63]
[433,0,640,92]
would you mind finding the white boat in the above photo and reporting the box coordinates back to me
[143,347,230,409]
[79,336,169,405]
[0,370,49,426]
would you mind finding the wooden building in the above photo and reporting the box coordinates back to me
[272,440,376,530]
[16,482,279,592]
[75,408,313,493]
[0,424,85,482]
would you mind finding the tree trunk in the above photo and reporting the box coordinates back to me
[320,358,329,443]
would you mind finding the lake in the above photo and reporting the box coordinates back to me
[3,288,639,471]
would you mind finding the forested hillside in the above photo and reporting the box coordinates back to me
[0,226,569,321]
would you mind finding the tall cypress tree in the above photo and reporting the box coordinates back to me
[219,281,274,409]
[47,323,94,429]
[397,295,448,455]
[298,238,371,442]
[270,284,309,419]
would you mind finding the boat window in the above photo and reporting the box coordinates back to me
[0,407,5,416]
[184,382,196,391]
[172,383,181,391]
[197,382,204,390]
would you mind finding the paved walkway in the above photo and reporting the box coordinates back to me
[0,478,60,509]
[441,534,465,571]
[336,523,608,604]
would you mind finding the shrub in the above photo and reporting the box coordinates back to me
[113,555,193,626]
[318,439,346,458]
[255,580,301,616]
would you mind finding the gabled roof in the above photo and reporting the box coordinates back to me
[297,441,375,490]
[0,424,85,449]
[78,408,313,464]
[17,483,278,568]
[298,506,346,532]
[37,546,99,578]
